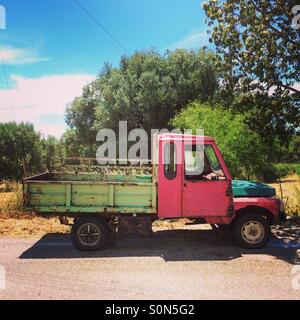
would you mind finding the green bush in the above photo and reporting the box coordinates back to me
[260,165,279,182]
[274,164,296,179]
[287,136,300,163]
[172,102,273,180]
[260,163,299,182]
[261,163,299,182]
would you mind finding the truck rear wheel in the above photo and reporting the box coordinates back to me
[233,214,271,249]
[71,216,110,251]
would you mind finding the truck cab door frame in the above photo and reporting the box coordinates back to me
[157,135,183,219]
[182,140,233,218]
[157,134,234,220]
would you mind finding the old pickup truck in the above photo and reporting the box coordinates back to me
[23,133,286,251]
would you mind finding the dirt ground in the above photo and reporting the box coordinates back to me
[0,201,299,300]
[0,217,70,239]
[0,217,190,239]
[0,223,299,300]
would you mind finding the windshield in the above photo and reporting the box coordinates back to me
[185,144,225,180]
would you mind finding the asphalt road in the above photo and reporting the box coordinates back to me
[0,225,299,300]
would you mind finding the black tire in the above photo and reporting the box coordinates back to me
[233,214,271,249]
[71,216,110,251]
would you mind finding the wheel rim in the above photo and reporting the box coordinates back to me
[77,223,101,247]
[241,220,265,245]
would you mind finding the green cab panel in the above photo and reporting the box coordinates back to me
[232,180,276,198]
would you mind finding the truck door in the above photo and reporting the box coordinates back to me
[158,137,183,218]
[182,143,233,218]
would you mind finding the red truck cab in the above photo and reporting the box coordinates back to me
[157,133,285,248]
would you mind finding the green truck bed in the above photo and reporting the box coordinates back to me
[23,172,157,215]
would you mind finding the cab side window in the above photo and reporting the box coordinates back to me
[164,142,177,180]
[184,144,225,180]
[185,144,205,180]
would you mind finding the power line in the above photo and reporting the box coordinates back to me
[0,46,10,92]
[73,0,129,54]
[0,46,13,112]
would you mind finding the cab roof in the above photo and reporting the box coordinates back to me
[158,133,215,144]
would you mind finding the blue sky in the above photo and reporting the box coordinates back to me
[0,0,209,137]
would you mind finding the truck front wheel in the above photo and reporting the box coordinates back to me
[71,217,109,251]
[233,214,271,249]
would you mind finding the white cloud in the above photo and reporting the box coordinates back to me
[268,82,300,96]
[0,45,49,65]
[292,83,300,92]
[0,74,95,138]
[34,122,68,139]
[167,29,209,51]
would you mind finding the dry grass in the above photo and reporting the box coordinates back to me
[0,181,24,219]
[269,174,300,217]
[0,181,69,239]
[0,217,70,239]
[153,219,190,230]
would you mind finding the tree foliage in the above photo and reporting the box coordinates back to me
[286,135,300,163]
[66,49,218,155]
[204,0,300,151]
[65,81,100,153]
[0,122,64,180]
[40,136,65,171]
[61,129,93,158]
[0,122,42,179]
[204,0,300,99]
[231,93,300,148]
[172,102,275,180]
